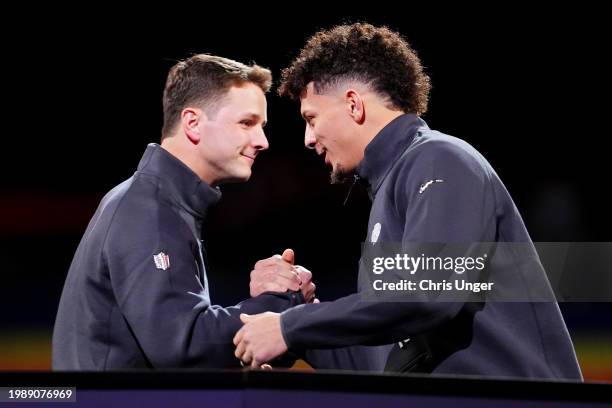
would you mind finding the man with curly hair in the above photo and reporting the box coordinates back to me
[234,24,582,379]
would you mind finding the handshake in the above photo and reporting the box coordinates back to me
[234,248,317,368]
[248,248,317,303]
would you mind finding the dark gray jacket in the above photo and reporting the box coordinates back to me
[52,144,302,370]
[284,114,582,380]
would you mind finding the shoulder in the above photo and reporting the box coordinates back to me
[391,130,493,187]
[385,130,495,212]
[413,131,488,172]
[104,173,189,252]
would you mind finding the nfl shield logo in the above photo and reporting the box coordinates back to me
[153,252,170,270]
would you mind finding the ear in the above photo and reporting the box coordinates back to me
[181,107,205,144]
[345,89,365,124]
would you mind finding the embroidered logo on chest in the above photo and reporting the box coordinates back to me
[153,252,170,270]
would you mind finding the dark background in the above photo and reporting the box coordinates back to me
[1,8,610,377]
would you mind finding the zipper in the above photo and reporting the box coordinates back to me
[343,174,360,206]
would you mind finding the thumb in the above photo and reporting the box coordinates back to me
[240,313,251,323]
[281,248,295,265]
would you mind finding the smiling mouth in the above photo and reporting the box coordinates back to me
[241,154,255,162]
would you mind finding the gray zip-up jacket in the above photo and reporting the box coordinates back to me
[284,114,582,380]
[52,144,302,370]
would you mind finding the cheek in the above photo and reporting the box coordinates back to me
[210,127,245,150]
[323,122,346,149]
[322,111,350,141]
[229,127,250,146]
[314,120,332,144]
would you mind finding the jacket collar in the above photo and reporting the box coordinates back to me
[136,143,221,218]
[356,113,428,195]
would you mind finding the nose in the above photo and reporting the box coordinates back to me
[304,125,317,149]
[252,126,269,151]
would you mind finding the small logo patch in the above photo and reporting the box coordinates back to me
[419,179,444,194]
[371,222,382,244]
[153,252,170,270]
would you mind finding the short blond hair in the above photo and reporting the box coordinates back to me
[162,54,272,138]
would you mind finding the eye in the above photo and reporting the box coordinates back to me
[240,119,253,126]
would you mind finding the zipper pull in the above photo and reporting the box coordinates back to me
[343,174,360,206]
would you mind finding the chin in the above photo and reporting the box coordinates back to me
[228,169,252,184]
[241,167,252,180]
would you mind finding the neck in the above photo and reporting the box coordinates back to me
[160,135,217,186]
[359,108,405,153]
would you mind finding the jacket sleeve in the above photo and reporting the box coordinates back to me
[104,209,303,368]
[280,142,496,351]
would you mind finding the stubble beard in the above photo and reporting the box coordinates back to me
[330,164,354,184]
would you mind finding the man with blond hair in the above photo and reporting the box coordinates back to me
[53,54,314,370]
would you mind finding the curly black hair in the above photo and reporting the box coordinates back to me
[279,23,431,115]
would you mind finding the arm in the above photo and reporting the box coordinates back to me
[280,142,496,351]
[105,223,303,369]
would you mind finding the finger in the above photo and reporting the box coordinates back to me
[269,272,301,291]
[296,267,312,283]
[259,267,300,290]
[302,282,316,300]
[260,364,273,370]
[251,356,261,368]
[281,248,295,265]
[254,265,301,291]
[249,277,261,297]
[233,327,244,346]
[234,339,246,359]
[242,350,253,365]
[313,298,320,303]
[269,264,300,280]
[285,267,303,285]
[240,314,251,324]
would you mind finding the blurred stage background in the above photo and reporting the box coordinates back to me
[1,8,610,380]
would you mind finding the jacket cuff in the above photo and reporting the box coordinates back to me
[280,304,306,352]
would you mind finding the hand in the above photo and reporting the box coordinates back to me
[233,312,287,367]
[294,265,318,303]
[239,361,273,370]
[249,249,301,297]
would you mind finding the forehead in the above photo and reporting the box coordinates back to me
[300,82,333,113]
[225,82,266,105]
[214,82,267,117]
